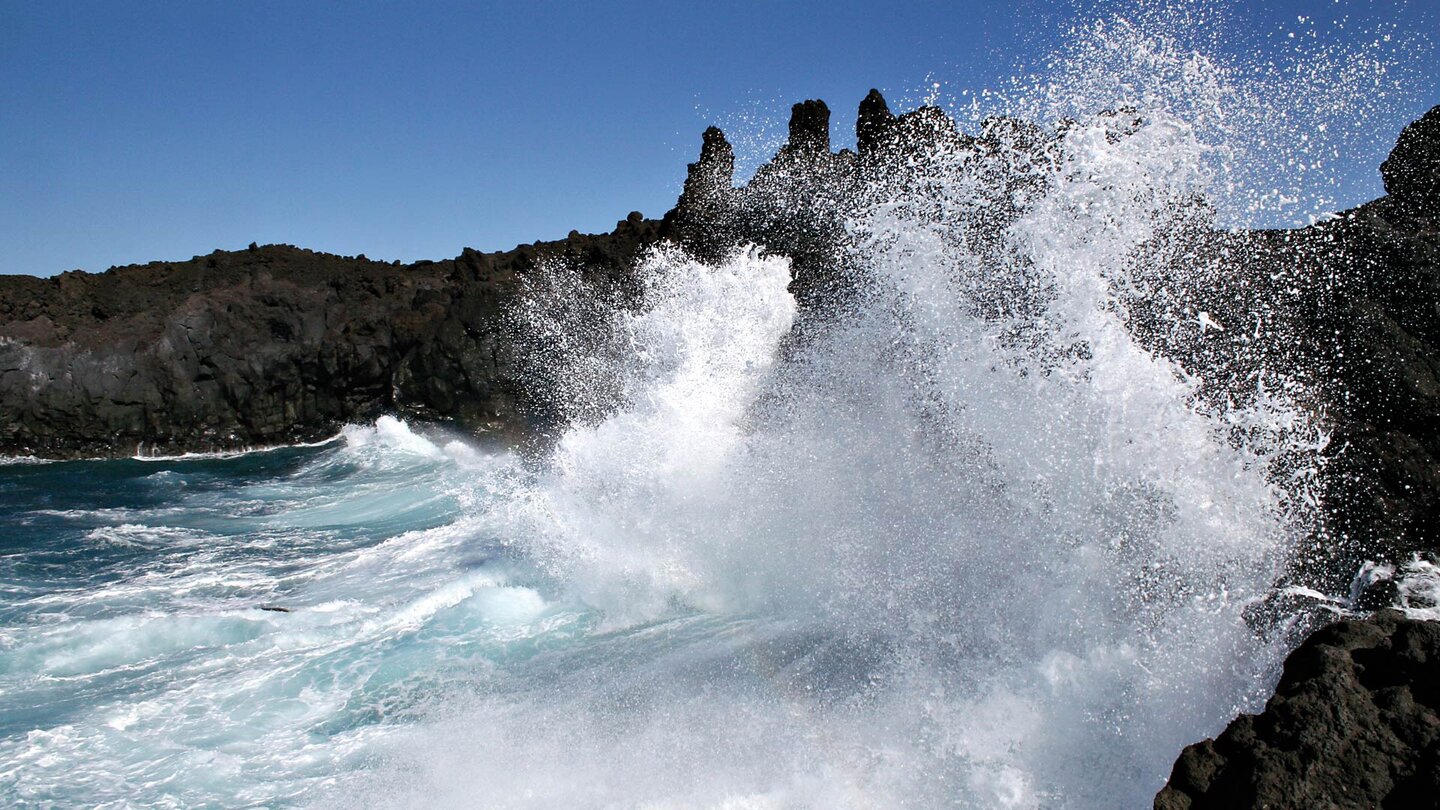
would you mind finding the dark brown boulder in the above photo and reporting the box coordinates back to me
[1156,611,1440,810]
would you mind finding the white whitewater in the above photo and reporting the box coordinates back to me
[334,127,1311,806]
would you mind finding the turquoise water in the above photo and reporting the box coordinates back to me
[4,421,901,807]
[0,426,609,805]
[0,422,936,807]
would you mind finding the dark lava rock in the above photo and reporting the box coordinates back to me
[1156,611,1440,810]
[1299,193,1440,583]
[856,89,896,155]
[784,98,831,154]
[846,88,892,157]
[671,126,736,229]
[1152,105,1440,808]
[1381,105,1440,214]
[0,220,662,457]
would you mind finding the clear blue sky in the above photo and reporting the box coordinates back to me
[2,1,1436,276]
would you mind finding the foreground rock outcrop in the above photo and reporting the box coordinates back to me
[1156,611,1440,809]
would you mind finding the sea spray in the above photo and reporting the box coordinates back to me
[331,95,1330,810]
[313,15,1411,808]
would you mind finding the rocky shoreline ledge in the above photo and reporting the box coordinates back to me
[0,215,664,458]
[2,94,1437,807]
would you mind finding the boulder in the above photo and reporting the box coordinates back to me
[1156,611,1440,810]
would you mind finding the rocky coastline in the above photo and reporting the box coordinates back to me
[0,215,664,458]
[2,94,1437,807]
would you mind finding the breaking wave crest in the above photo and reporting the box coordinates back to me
[330,15,1365,807]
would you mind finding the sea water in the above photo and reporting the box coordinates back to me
[0,5,1426,808]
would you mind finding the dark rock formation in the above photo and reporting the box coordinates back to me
[1381,104,1440,213]
[0,216,661,457]
[1156,611,1440,809]
[855,89,896,155]
[670,126,736,230]
[1149,108,1440,808]
[1297,194,1440,584]
[783,98,832,154]
[663,98,857,306]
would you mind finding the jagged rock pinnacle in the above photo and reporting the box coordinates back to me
[1381,104,1440,213]
[857,89,895,154]
[786,99,831,153]
[698,126,735,175]
[670,125,737,238]
[680,126,735,204]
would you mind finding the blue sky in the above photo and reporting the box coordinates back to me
[2,1,1436,276]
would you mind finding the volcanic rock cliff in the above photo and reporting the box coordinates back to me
[0,216,661,457]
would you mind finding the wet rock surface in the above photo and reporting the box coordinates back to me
[1146,135,1440,802]
[1381,104,1440,213]
[1155,611,1440,810]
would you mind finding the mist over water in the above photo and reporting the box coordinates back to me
[0,5,1430,808]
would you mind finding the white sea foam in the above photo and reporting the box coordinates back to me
[1354,556,1440,621]
[0,455,55,465]
[1395,559,1440,620]
[131,434,344,462]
